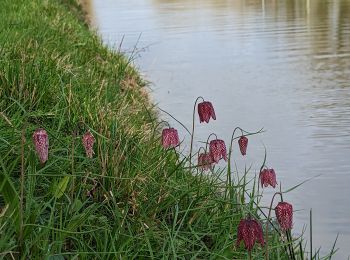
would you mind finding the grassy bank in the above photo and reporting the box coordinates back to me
[0,0,332,259]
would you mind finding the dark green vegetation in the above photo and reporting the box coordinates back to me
[0,0,336,259]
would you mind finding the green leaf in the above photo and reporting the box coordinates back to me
[0,168,20,233]
[53,176,70,199]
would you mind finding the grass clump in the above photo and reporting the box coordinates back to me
[0,0,335,259]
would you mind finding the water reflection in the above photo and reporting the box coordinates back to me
[88,0,350,258]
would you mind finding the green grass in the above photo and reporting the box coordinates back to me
[0,0,336,259]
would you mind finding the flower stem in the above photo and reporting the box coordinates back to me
[227,127,243,199]
[227,127,263,200]
[257,146,267,205]
[286,230,297,260]
[151,119,172,141]
[310,209,313,260]
[19,127,26,254]
[265,192,283,260]
[71,131,76,198]
[189,96,204,169]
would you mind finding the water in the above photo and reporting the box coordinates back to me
[86,0,350,258]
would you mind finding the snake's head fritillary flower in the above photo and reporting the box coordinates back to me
[198,101,216,123]
[209,139,227,163]
[82,131,95,158]
[32,128,49,164]
[259,168,277,188]
[198,152,213,170]
[236,217,265,251]
[238,136,248,156]
[275,202,293,231]
[162,128,180,149]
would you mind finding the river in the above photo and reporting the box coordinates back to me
[85,0,350,258]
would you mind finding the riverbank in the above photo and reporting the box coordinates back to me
[0,0,321,258]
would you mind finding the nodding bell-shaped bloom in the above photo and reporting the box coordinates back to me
[259,168,277,188]
[238,136,248,156]
[275,202,293,231]
[162,128,180,149]
[209,139,227,163]
[236,217,265,251]
[82,131,95,158]
[32,128,49,164]
[198,152,213,170]
[198,101,216,123]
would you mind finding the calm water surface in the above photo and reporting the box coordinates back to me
[87,0,350,258]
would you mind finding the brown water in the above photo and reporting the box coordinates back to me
[87,0,350,258]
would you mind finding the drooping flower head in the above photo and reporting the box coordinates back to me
[238,136,248,156]
[198,101,216,123]
[236,217,265,251]
[82,131,95,158]
[198,152,213,170]
[275,202,293,231]
[209,139,227,163]
[259,168,277,188]
[32,128,49,164]
[162,128,180,149]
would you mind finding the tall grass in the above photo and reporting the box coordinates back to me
[0,0,337,259]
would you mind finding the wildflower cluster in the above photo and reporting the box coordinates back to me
[158,96,295,257]
[32,96,295,258]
